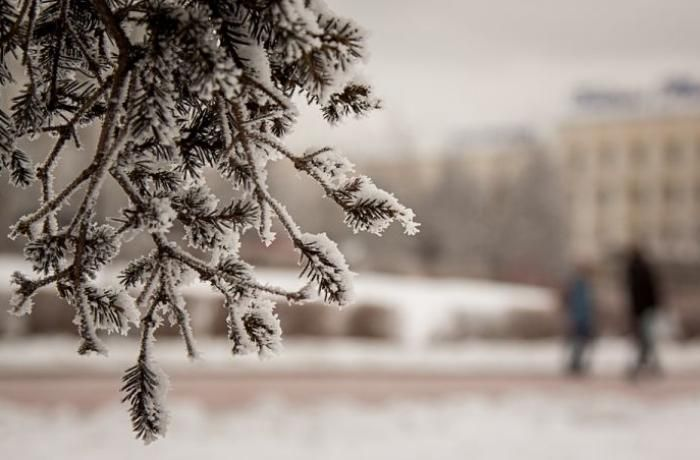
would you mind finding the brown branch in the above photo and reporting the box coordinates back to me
[90,0,131,56]
[0,0,29,50]
[109,167,309,302]
[68,0,134,337]
[135,263,161,310]
[12,163,96,236]
[48,0,70,109]
[229,98,303,243]
[21,0,37,65]
[70,68,130,282]
[240,74,296,113]
[36,80,113,235]
[19,265,73,296]
[65,20,107,85]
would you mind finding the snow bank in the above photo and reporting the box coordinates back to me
[248,269,556,344]
[0,256,556,345]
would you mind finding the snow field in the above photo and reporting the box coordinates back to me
[2,392,699,460]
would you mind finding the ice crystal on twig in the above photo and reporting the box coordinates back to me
[1,0,417,442]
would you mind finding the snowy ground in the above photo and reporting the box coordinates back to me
[2,338,700,459]
[0,257,697,459]
[2,393,700,460]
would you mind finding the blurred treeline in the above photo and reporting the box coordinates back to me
[0,136,568,286]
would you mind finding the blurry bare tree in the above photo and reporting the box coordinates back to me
[478,151,566,284]
[261,147,566,286]
[414,155,482,275]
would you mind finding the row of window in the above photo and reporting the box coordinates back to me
[569,182,700,207]
[568,139,700,171]
[575,219,700,248]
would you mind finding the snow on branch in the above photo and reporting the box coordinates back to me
[0,0,417,442]
[121,298,170,444]
[226,296,283,358]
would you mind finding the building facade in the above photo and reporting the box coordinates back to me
[442,127,542,199]
[559,81,700,263]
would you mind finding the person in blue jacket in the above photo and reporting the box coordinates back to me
[563,263,596,376]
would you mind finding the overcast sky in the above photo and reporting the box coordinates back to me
[288,0,700,155]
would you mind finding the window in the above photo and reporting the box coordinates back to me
[628,141,647,168]
[664,138,683,167]
[628,182,645,205]
[597,186,612,206]
[598,142,615,168]
[662,222,679,242]
[664,183,680,203]
[568,145,585,171]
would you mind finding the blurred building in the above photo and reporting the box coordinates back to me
[446,127,540,194]
[358,126,540,196]
[559,78,700,264]
[329,126,568,282]
[430,127,566,283]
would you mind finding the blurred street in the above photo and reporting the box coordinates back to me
[2,370,700,410]
[1,337,700,409]
[3,353,700,460]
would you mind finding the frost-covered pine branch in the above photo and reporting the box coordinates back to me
[1,0,418,442]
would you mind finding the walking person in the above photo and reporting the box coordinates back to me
[624,246,663,379]
[562,263,596,376]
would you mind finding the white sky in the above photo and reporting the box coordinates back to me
[288,0,700,156]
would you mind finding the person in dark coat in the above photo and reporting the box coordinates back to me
[563,263,596,376]
[624,246,662,378]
